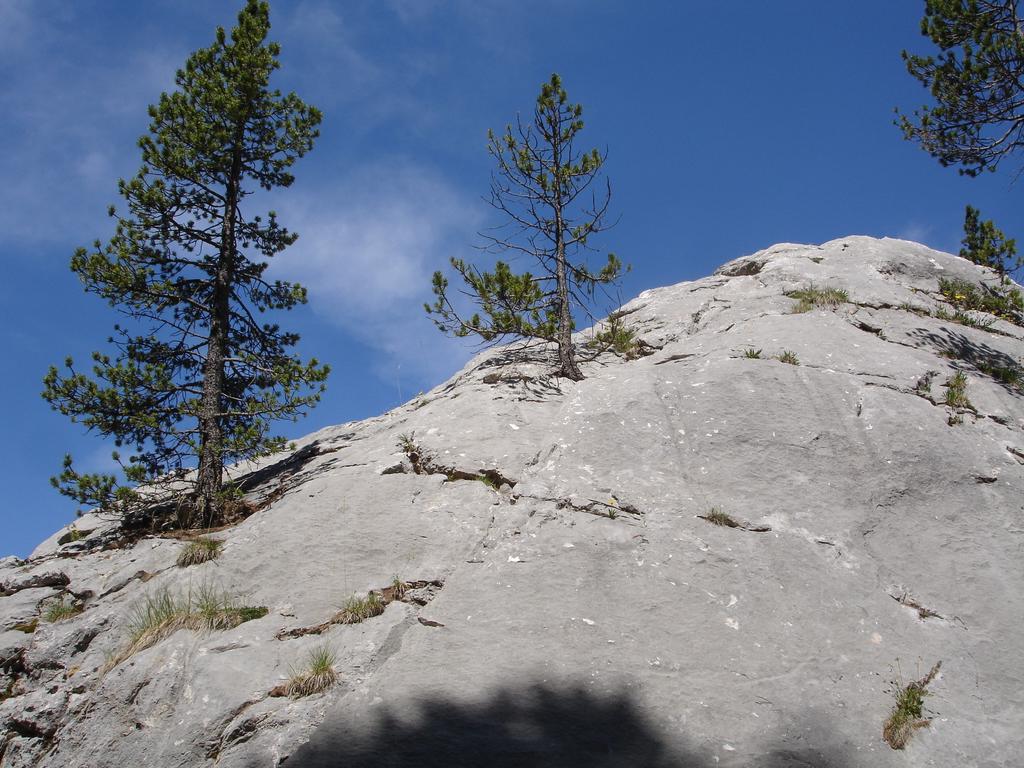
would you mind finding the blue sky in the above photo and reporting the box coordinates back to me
[1,1,1018,557]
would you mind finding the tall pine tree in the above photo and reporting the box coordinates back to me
[426,74,623,381]
[43,0,328,529]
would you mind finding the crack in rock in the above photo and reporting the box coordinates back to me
[885,586,945,622]
[697,514,771,533]
[276,580,444,640]
[394,438,517,489]
[0,572,69,597]
[515,493,645,522]
[203,698,265,759]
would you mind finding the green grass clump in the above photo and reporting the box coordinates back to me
[237,606,270,622]
[938,277,1023,324]
[337,591,387,624]
[742,347,763,359]
[776,350,800,365]
[44,596,83,623]
[787,284,848,313]
[883,661,941,749]
[945,371,971,409]
[933,305,996,331]
[702,507,740,528]
[974,360,1024,389]
[284,643,338,697]
[945,371,972,425]
[176,537,223,568]
[106,584,267,669]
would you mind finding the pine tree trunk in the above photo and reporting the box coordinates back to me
[554,206,584,381]
[194,124,244,527]
[195,270,230,528]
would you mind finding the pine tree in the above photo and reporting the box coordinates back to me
[898,1,1024,176]
[426,74,623,381]
[960,205,1019,276]
[42,0,328,529]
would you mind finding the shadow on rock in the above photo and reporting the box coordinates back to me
[907,326,1023,393]
[273,682,863,768]
[277,682,703,768]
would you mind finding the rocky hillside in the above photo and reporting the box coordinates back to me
[2,236,1023,767]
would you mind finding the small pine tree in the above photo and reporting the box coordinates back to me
[42,1,328,528]
[426,74,623,381]
[960,205,1019,278]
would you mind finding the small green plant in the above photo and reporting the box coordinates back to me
[883,661,941,749]
[787,284,848,313]
[702,507,740,528]
[337,591,387,624]
[590,313,645,360]
[237,605,271,622]
[478,474,500,490]
[43,596,83,623]
[284,643,338,697]
[945,371,971,409]
[742,347,763,359]
[945,370,972,425]
[106,584,267,669]
[176,537,223,568]
[398,433,417,455]
[776,350,800,365]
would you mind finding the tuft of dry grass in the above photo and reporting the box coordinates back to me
[701,507,740,528]
[336,591,387,624]
[389,577,407,602]
[281,644,338,697]
[883,661,941,749]
[787,284,848,313]
[13,618,39,633]
[105,584,267,670]
[776,350,800,365]
[43,596,83,623]
[176,537,223,568]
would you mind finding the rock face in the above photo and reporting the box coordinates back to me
[3,236,1023,767]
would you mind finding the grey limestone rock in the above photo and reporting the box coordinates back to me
[2,236,1023,767]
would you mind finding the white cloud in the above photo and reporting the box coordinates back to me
[895,221,933,246]
[0,6,184,246]
[272,160,481,385]
[0,0,29,48]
